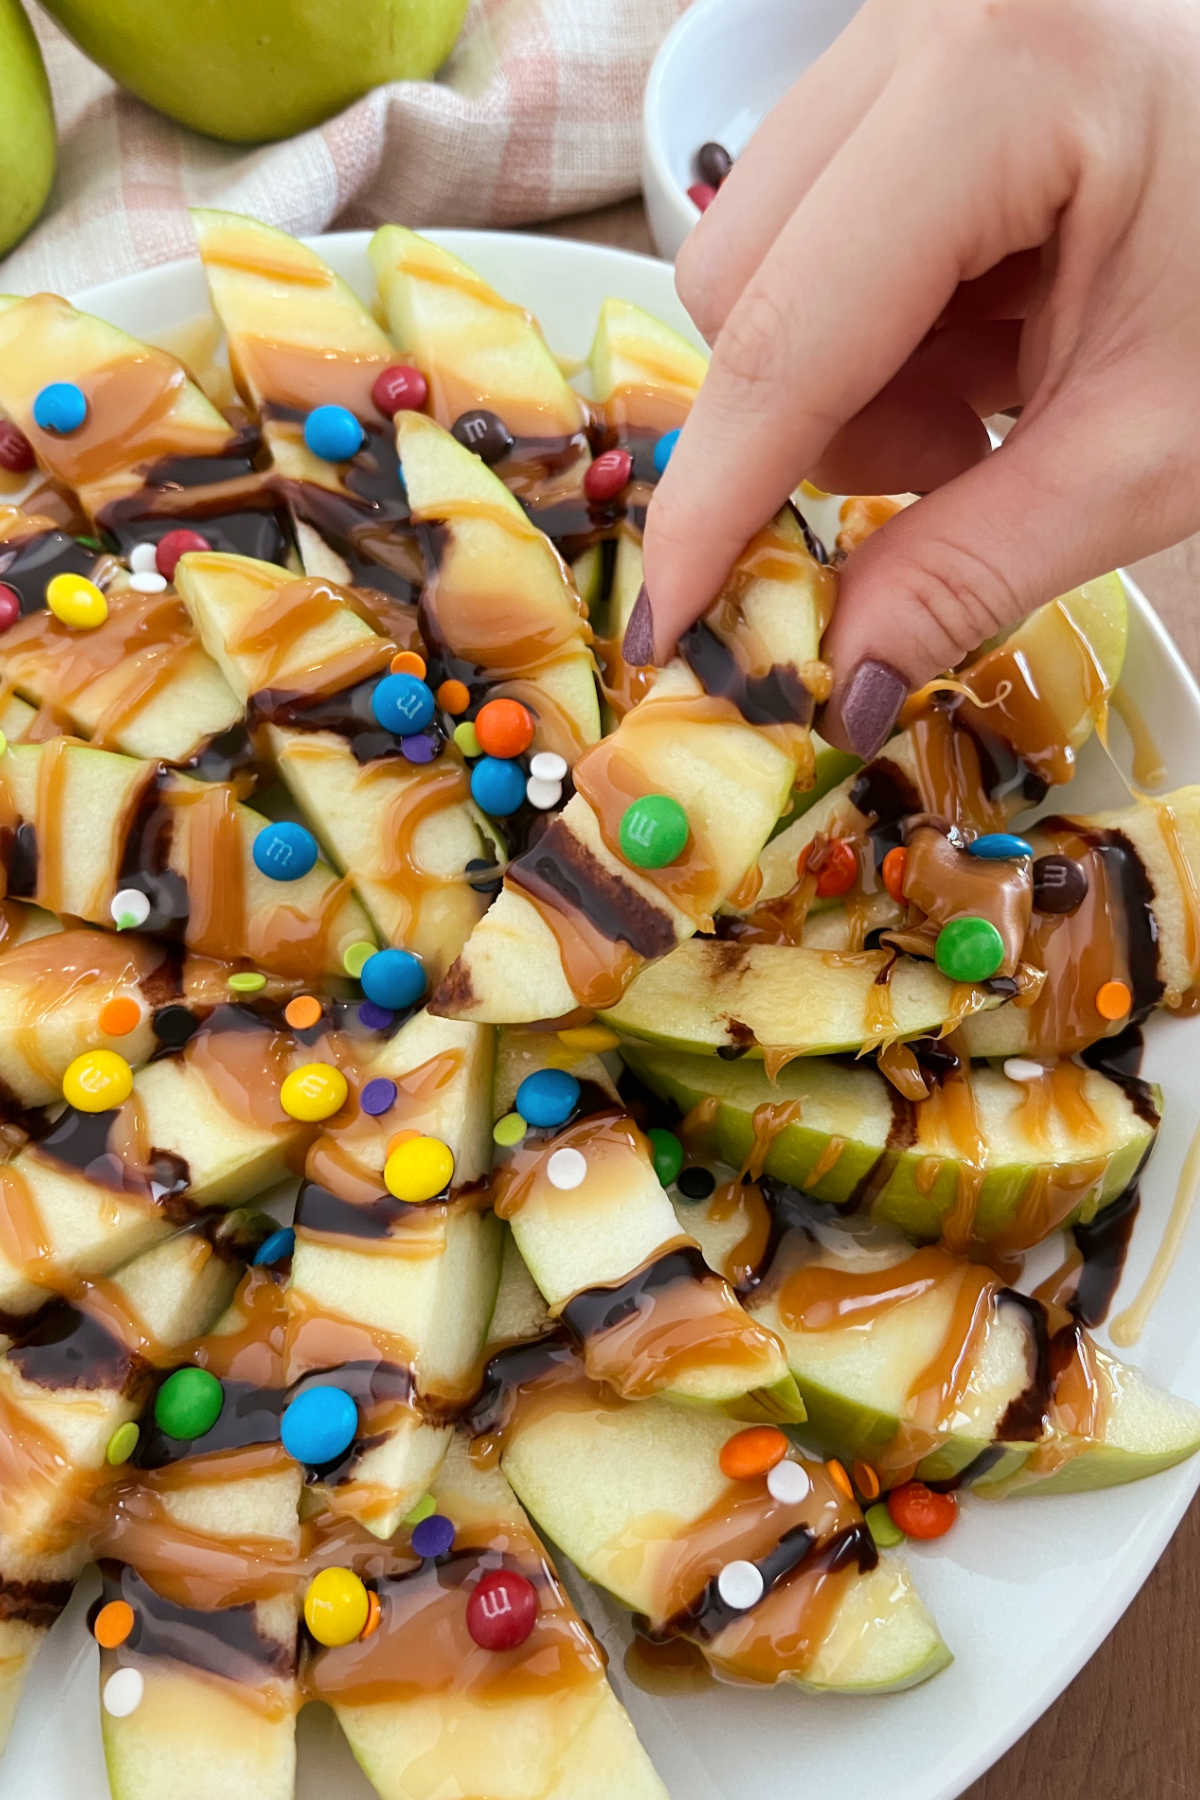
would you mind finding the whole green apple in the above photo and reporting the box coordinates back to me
[37,0,470,144]
[0,0,56,256]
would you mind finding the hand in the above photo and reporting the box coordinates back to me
[632,0,1200,757]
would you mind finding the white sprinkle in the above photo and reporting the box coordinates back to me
[128,542,158,573]
[102,1667,144,1718]
[525,775,563,811]
[716,1559,764,1611]
[128,570,168,594]
[110,888,150,929]
[1003,1057,1047,1084]
[546,1147,587,1190]
[766,1459,811,1505]
[529,751,568,783]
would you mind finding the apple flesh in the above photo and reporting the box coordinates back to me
[0,0,54,257]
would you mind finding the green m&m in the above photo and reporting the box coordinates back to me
[618,794,689,870]
[154,1366,224,1440]
[647,1127,684,1188]
[934,915,1005,983]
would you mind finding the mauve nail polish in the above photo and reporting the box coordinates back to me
[622,585,656,666]
[834,659,908,760]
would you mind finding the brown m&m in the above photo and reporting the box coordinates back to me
[1032,854,1088,914]
[451,409,513,465]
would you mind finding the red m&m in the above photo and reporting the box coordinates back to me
[584,448,633,505]
[466,1569,538,1650]
[0,421,35,473]
[0,585,20,632]
[688,183,718,212]
[155,529,210,580]
[373,364,429,416]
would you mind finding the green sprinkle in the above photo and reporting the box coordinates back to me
[228,970,267,993]
[105,1421,140,1467]
[115,913,138,932]
[343,940,376,979]
[453,721,481,759]
[75,534,102,551]
[493,1111,527,1148]
[403,1493,436,1527]
[154,1367,224,1440]
[618,794,689,870]
[933,915,1005,984]
[647,1127,684,1188]
[866,1502,905,1549]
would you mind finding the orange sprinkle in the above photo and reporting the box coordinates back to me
[718,1425,788,1482]
[826,1458,854,1502]
[93,1600,134,1649]
[285,995,324,1030]
[1095,979,1132,1022]
[852,1458,881,1502]
[881,846,908,904]
[386,1128,419,1157]
[97,996,141,1038]
[436,679,471,715]
[391,649,427,678]
[360,1589,382,1639]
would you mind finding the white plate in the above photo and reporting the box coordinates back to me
[8,230,1200,1800]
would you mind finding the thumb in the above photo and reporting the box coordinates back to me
[818,390,1168,758]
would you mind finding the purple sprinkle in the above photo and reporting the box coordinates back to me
[358,1001,396,1032]
[401,731,438,765]
[361,1076,398,1117]
[411,1511,456,1559]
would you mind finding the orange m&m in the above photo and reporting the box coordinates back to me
[475,698,534,759]
[881,845,908,903]
[887,1481,957,1540]
[719,1425,788,1481]
[808,838,858,899]
[436,679,471,715]
[98,996,141,1037]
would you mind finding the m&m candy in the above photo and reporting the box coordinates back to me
[33,381,87,434]
[360,947,425,1011]
[688,181,718,211]
[154,1367,224,1439]
[437,678,470,714]
[881,845,908,902]
[280,1063,349,1122]
[303,403,365,462]
[47,571,107,629]
[968,832,1033,861]
[361,1077,398,1117]
[372,671,435,735]
[514,1068,580,1129]
[466,1569,538,1650]
[811,838,858,898]
[475,698,534,759]
[155,529,210,580]
[653,428,681,474]
[0,421,34,472]
[252,820,319,882]
[886,1481,957,1541]
[619,794,689,869]
[719,1426,788,1482]
[63,1049,133,1112]
[384,1135,455,1203]
[282,1385,358,1466]
[451,408,513,464]
[372,364,428,415]
[471,755,526,817]
[584,447,634,504]
[0,584,19,633]
[304,1567,370,1646]
[253,1227,296,1267]
[647,1127,684,1188]
[411,1512,456,1558]
[934,916,1005,983]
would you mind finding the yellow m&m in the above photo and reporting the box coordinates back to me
[47,572,108,630]
[63,1049,133,1112]
[384,1134,454,1203]
[303,1567,370,1646]
[280,1062,348,1123]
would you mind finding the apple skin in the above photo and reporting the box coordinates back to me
[0,0,55,255]
[37,0,470,143]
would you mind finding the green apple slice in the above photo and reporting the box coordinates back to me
[432,506,829,1024]
[98,1263,302,1800]
[741,573,1128,922]
[395,410,601,756]
[492,1029,801,1418]
[604,939,1005,1058]
[620,1042,1158,1249]
[287,1008,501,1537]
[318,1431,667,1800]
[175,548,500,976]
[745,1231,1200,1496]
[0,738,372,976]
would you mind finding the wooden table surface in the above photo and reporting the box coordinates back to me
[534,194,1200,1800]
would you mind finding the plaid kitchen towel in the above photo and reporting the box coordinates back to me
[2,0,687,291]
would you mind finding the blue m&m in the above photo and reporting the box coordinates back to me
[281,1385,358,1467]
[470,756,526,817]
[33,382,88,434]
[360,947,425,1012]
[515,1067,580,1129]
[372,672,435,735]
[253,1227,295,1267]
[303,404,365,462]
[653,428,681,475]
[252,820,319,882]
[967,833,1034,862]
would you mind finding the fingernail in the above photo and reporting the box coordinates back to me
[833,659,908,760]
[622,584,656,666]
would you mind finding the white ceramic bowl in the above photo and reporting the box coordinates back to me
[643,0,865,260]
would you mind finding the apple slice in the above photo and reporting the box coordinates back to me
[309,1430,667,1800]
[741,574,1128,927]
[175,548,501,976]
[97,1262,302,1800]
[745,1231,1200,1496]
[286,1008,501,1537]
[491,1028,800,1417]
[432,506,832,1023]
[0,292,286,562]
[395,411,602,757]
[0,737,372,977]
[620,1042,1159,1252]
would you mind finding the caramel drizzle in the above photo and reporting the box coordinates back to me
[229,573,395,697]
[1110,1114,1200,1348]
[1154,801,1200,995]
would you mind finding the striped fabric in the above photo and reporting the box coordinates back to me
[2,0,686,291]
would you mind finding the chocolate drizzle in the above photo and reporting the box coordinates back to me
[0,1575,75,1628]
[249,673,413,767]
[677,620,815,728]
[99,1562,294,1684]
[0,529,101,613]
[115,770,190,935]
[295,1178,440,1241]
[32,1107,190,1206]
[463,1332,579,1446]
[510,819,676,960]
[654,1521,877,1645]
[97,427,289,566]
[561,1243,720,1343]
[848,760,923,863]
[135,1377,287,1470]
[7,1304,138,1393]
[0,821,38,897]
